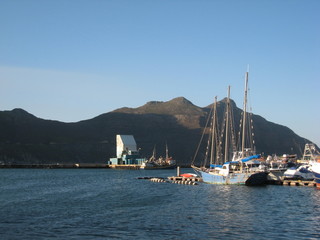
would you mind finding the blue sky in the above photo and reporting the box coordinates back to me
[0,0,319,146]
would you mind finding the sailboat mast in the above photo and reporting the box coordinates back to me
[165,142,169,159]
[153,145,156,160]
[241,71,249,155]
[224,86,231,162]
[210,96,217,165]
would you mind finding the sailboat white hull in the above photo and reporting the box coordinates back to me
[140,162,176,170]
[199,170,268,186]
[311,161,320,188]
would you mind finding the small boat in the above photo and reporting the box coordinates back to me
[140,144,176,169]
[180,173,198,178]
[283,164,314,180]
[266,154,296,183]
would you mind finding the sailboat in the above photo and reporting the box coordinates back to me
[192,70,268,185]
[140,144,176,169]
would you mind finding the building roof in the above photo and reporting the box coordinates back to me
[117,135,136,147]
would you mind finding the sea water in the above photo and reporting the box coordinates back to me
[1,168,320,240]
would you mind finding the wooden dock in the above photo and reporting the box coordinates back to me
[168,176,202,183]
[137,176,201,185]
[282,180,316,187]
[139,175,319,187]
[167,176,200,185]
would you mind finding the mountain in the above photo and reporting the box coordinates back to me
[113,97,205,129]
[0,97,314,165]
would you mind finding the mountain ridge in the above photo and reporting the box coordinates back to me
[113,97,203,116]
[0,97,315,165]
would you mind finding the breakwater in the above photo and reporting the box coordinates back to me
[0,163,109,168]
[0,164,192,169]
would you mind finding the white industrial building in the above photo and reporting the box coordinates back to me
[109,135,145,165]
[116,135,138,158]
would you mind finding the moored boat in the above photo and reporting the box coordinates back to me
[180,173,198,178]
[283,164,314,180]
[199,161,268,185]
[311,159,320,188]
[140,144,176,170]
[305,143,320,188]
[266,154,296,183]
[283,143,320,182]
[192,70,268,185]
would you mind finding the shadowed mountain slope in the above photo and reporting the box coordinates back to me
[0,98,314,165]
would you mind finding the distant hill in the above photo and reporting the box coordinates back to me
[0,97,315,165]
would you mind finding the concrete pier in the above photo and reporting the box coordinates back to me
[108,164,141,170]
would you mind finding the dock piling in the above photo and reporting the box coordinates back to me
[177,166,180,177]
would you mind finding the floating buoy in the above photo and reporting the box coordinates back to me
[149,178,166,183]
[170,180,197,185]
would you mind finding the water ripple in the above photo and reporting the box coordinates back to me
[1,169,320,239]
